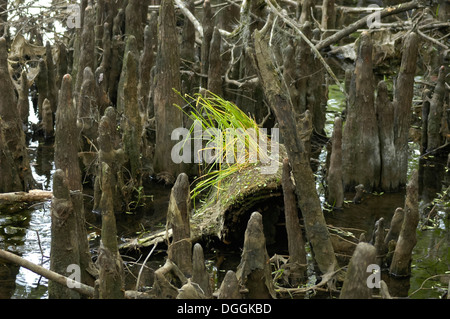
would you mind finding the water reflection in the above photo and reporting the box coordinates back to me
[0,131,54,298]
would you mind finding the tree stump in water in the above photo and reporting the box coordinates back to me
[42,98,54,140]
[236,212,276,299]
[192,243,212,298]
[376,80,396,191]
[49,170,81,299]
[55,74,97,289]
[217,270,241,299]
[96,162,125,299]
[0,37,36,192]
[340,242,376,299]
[384,207,404,245]
[342,32,380,192]
[153,0,183,179]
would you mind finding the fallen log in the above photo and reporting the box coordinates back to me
[0,248,150,299]
[0,248,94,298]
[0,190,53,203]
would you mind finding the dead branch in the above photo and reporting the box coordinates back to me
[0,190,53,203]
[315,0,421,50]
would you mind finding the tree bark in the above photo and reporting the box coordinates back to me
[376,80,396,191]
[0,37,36,192]
[55,74,97,290]
[192,243,212,298]
[282,158,307,285]
[252,27,337,276]
[339,242,376,299]
[392,32,419,188]
[96,162,125,299]
[327,116,344,209]
[427,66,446,151]
[342,32,380,192]
[153,0,183,179]
[49,169,81,299]
[218,270,242,299]
[166,173,192,276]
[389,170,419,277]
[236,212,276,299]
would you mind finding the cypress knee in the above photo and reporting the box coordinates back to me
[327,116,344,209]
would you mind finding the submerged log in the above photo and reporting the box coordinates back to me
[389,170,419,277]
[236,212,276,299]
[339,242,376,299]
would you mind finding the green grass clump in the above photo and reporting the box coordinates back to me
[174,90,274,203]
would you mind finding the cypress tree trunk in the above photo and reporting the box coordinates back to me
[96,162,125,299]
[253,28,337,276]
[0,37,36,192]
[153,0,183,179]
[342,32,380,192]
[49,170,80,299]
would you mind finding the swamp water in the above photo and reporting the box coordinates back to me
[0,89,449,299]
